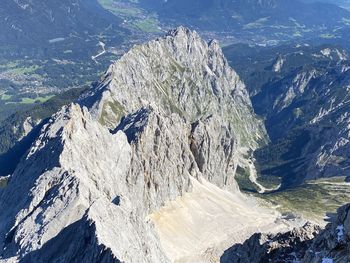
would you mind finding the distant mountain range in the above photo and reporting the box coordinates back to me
[140,0,350,44]
[0,0,131,124]
[2,0,348,49]
[224,43,350,188]
[0,0,126,48]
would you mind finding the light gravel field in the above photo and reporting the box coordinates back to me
[149,177,297,263]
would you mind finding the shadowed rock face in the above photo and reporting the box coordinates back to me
[21,216,121,263]
[221,223,321,263]
[303,204,350,263]
[0,27,268,262]
[254,59,350,186]
[221,204,350,263]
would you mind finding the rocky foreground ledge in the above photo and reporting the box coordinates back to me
[221,204,350,263]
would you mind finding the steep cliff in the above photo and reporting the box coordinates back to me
[0,27,281,263]
[81,26,267,191]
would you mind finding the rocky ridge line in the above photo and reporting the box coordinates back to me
[0,27,270,262]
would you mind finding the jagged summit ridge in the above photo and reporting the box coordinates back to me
[0,104,169,262]
[0,27,274,262]
[166,25,194,37]
[81,26,266,150]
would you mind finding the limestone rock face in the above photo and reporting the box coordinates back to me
[221,222,321,263]
[115,107,195,212]
[303,204,350,263]
[81,26,267,192]
[0,105,168,262]
[221,204,350,263]
[81,26,266,150]
[0,27,267,262]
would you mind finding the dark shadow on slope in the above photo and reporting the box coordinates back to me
[0,132,65,258]
[259,158,308,190]
[21,217,121,263]
[220,223,320,263]
[111,108,150,143]
[0,118,48,177]
[254,128,312,189]
[0,87,89,177]
[78,81,110,109]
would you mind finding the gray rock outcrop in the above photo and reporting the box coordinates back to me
[221,222,321,263]
[221,203,350,263]
[303,204,350,263]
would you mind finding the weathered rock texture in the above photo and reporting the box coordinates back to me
[0,105,167,262]
[80,26,267,194]
[221,204,350,263]
[0,27,269,262]
[303,204,350,263]
[221,222,321,263]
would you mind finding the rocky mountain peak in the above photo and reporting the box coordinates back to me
[82,26,266,149]
[166,25,196,38]
[0,27,273,262]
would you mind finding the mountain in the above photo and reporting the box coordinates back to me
[2,0,350,127]
[140,0,350,44]
[0,27,290,263]
[223,43,350,188]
